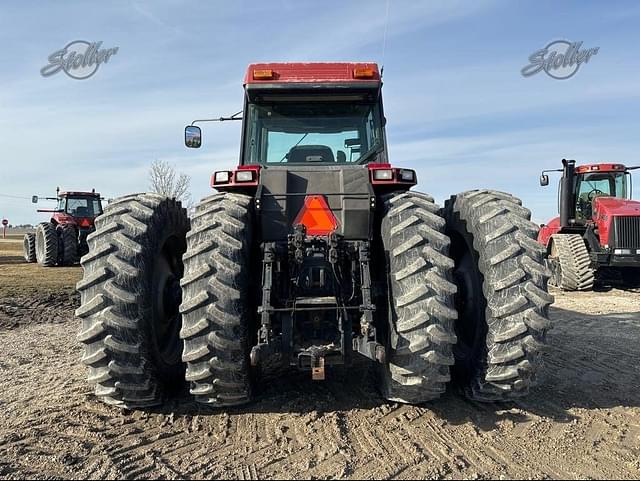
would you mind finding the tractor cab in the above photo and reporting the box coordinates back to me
[186,63,388,167]
[240,70,386,166]
[56,192,103,220]
[573,164,630,221]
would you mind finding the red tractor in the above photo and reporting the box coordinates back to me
[76,63,553,410]
[538,159,640,290]
[24,188,103,267]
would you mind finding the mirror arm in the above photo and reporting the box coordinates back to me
[191,111,243,125]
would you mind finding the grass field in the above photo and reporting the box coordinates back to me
[0,237,81,297]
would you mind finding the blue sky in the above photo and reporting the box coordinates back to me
[1,0,639,224]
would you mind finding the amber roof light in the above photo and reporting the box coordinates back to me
[253,69,274,80]
[353,67,375,79]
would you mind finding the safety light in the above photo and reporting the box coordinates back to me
[235,170,254,182]
[214,171,231,184]
[614,249,633,255]
[399,169,415,182]
[253,69,274,80]
[353,67,375,79]
[373,169,393,181]
[293,195,338,236]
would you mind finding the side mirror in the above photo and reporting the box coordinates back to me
[540,174,549,187]
[185,125,202,148]
[32,195,39,204]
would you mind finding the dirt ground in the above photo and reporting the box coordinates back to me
[0,237,639,480]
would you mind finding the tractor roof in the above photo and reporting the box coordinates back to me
[60,191,100,197]
[244,62,381,87]
[576,163,627,174]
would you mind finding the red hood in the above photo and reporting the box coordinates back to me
[593,196,640,217]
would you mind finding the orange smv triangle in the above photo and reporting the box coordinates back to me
[293,195,338,236]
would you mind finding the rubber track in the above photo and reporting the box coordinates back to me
[35,222,58,267]
[76,193,189,409]
[445,189,554,401]
[550,234,595,291]
[179,193,253,407]
[23,233,36,263]
[380,191,458,403]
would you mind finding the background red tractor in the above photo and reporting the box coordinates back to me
[23,188,103,267]
[538,159,640,290]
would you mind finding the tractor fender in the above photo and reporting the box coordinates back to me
[538,216,561,253]
[51,212,78,226]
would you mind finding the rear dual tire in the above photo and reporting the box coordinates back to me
[179,193,255,407]
[380,191,457,404]
[35,222,58,267]
[59,224,80,266]
[32,223,81,266]
[23,233,36,263]
[381,189,553,403]
[76,194,189,408]
[444,190,553,401]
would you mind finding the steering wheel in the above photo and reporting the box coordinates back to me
[587,189,605,202]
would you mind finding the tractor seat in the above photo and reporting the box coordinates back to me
[74,206,89,217]
[287,145,335,163]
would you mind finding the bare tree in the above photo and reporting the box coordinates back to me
[149,160,192,206]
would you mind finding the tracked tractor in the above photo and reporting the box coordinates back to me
[539,159,640,290]
[24,188,103,267]
[76,63,552,409]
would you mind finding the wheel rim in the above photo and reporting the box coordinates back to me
[449,230,487,383]
[151,236,184,367]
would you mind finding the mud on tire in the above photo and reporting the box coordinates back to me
[59,224,80,266]
[23,233,36,263]
[379,191,458,404]
[35,222,58,267]
[444,190,553,401]
[180,193,254,407]
[76,193,189,409]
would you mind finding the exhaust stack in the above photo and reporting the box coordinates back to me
[560,159,576,228]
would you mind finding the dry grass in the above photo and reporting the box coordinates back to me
[0,238,81,297]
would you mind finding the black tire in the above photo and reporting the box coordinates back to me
[59,224,80,266]
[23,233,36,263]
[180,193,254,407]
[549,234,594,291]
[444,190,553,401]
[76,193,189,409]
[379,191,457,404]
[35,222,58,267]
